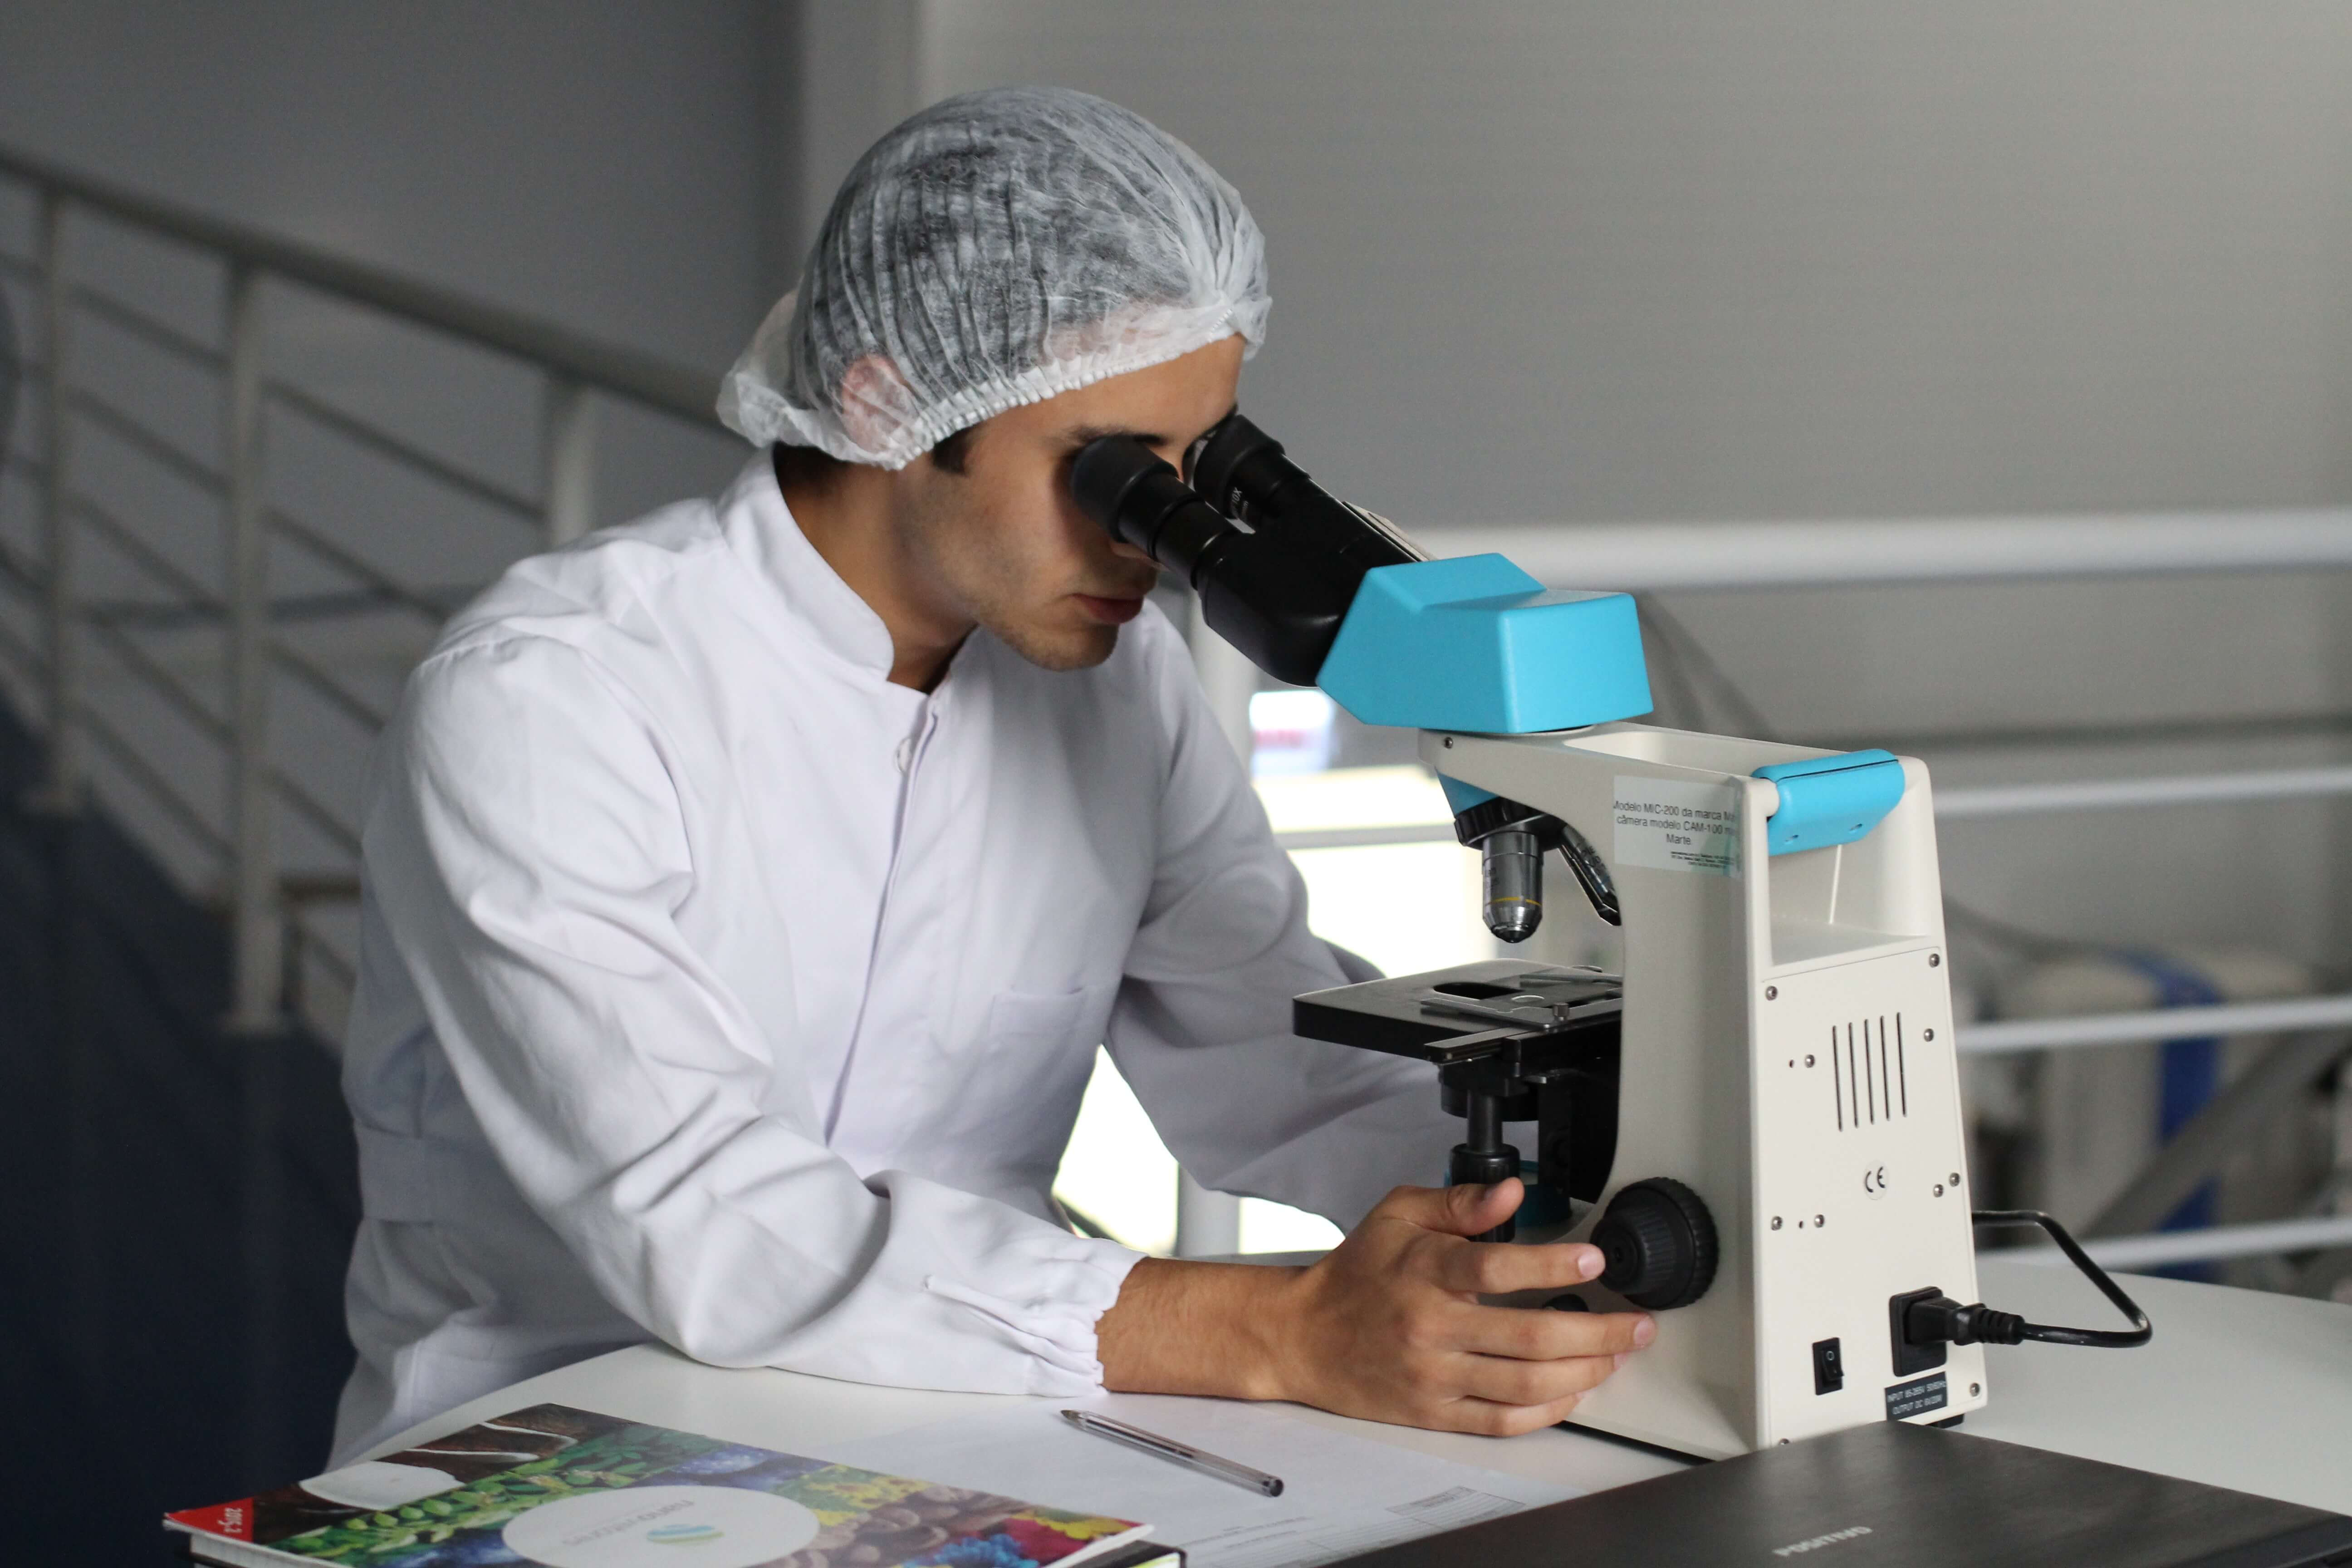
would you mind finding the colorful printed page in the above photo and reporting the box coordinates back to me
[166,1402,1150,1568]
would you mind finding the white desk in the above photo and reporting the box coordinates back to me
[371,1258,2352,1518]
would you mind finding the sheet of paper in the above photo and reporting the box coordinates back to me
[823,1395,1583,1568]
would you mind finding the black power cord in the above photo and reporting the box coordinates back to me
[1904,1210,2153,1351]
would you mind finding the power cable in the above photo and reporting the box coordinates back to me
[1902,1211,2153,1351]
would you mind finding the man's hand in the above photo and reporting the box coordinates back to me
[1097,1180,1654,1436]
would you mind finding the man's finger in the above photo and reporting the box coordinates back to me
[1372,1179,1523,1239]
[1451,1348,1624,1408]
[1433,1235,1606,1296]
[1445,1392,1589,1438]
[1454,1303,1655,1361]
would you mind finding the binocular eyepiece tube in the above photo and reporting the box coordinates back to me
[1067,437,1237,583]
[1067,412,1416,688]
[1183,414,1424,579]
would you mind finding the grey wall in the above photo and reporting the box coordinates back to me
[922,0,2352,525]
[0,0,789,367]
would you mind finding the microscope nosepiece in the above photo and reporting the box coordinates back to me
[1481,828,1544,943]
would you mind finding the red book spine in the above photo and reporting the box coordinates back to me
[167,1499,257,1541]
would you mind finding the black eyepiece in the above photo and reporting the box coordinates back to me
[1185,412,1421,582]
[1069,436,1235,580]
[1066,418,1406,689]
[1184,412,1284,515]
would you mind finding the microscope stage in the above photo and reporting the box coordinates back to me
[1294,960,1624,1063]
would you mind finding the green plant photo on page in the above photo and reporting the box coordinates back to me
[163,1403,1177,1568]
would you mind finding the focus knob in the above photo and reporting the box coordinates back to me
[1592,1177,1719,1310]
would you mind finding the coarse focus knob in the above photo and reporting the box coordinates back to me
[1592,1177,1719,1310]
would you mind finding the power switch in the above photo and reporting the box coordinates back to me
[1811,1337,1844,1395]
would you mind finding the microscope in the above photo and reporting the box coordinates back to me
[1071,417,2147,1461]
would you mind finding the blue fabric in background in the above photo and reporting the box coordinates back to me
[2116,951,2223,1282]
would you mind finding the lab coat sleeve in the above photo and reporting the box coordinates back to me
[1105,633,1462,1231]
[368,634,1141,1393]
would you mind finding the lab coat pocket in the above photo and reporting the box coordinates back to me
[950,982,1118,1142]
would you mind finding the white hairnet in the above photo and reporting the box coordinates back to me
[718,86,1268,470]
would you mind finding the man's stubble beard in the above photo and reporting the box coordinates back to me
[995,617,1120,673]
[902,487,1122,674]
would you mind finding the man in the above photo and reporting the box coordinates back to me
[332,86,1649,1465]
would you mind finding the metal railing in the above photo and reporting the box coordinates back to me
[1,144,2345,1277]
[2035,1212,2352,1272]
[1436,514,2352,590]
[0,144,725,1030]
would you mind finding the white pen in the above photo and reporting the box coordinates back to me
[1059,1410,1287,1498]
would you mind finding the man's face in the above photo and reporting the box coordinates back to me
[887,336,1245,672]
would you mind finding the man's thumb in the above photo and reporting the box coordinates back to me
[1378,1177,1524,1236]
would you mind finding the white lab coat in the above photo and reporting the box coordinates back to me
[330,456,1456,1463]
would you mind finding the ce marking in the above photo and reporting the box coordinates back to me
[1861,1165,1890,1199]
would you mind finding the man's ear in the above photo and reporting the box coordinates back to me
[835,354,917,458]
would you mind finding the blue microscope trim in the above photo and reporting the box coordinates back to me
[1438,776,1497,814]
[1316,555,1655,735]
[1752,750,1906,856]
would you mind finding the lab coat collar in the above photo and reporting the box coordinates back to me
[719,454,899,679]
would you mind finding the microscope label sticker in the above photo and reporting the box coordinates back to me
[1884,1373,1949,1421]
[1613,778,1742,877]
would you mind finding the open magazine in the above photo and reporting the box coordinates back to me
[166,1402,1173,1568]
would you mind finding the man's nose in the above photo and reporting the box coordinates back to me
[1107,539,1160,570]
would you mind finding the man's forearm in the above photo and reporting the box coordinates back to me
[1096,1257,1304,1400]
